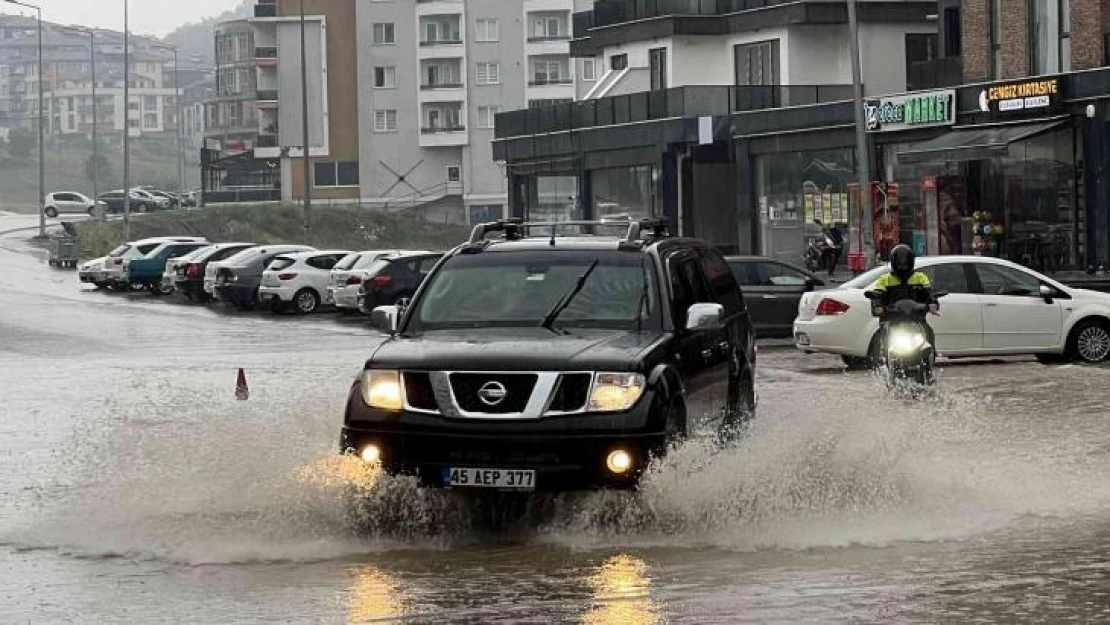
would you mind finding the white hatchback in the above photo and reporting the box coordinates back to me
[793,255,1110,366]
[257,249,353,314]
[327,250,413,311]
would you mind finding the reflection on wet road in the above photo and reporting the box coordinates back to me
[2,226,1110,623]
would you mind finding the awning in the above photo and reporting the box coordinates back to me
[896,119,1068,165]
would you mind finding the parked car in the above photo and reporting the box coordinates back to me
[160,245,215,295]
[328,250,418,312]
[131,188,171,211]
[82,236,207,289]
[341,218,757,492]
[175,242,257,302]
[356,252,444,315]
[97,190,158,213]
[727,256,825,337]
[43,191,103,218]
[182,191,199,207]
[794,255,1110,367]
[258,249,353,314]
[146,190,182,209]
[121,241,211,294]
[213,244,316,309]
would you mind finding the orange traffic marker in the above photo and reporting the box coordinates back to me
[235,368,250,401]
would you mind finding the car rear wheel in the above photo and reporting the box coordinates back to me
[1069,319,1110,364]
[44,206,58,218]
[294,288,320,314]
[87,206,96,216]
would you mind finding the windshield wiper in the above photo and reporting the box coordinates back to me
[541,259,600,333]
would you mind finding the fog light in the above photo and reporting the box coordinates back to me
[360,444,381,464]
[605,449,633,474]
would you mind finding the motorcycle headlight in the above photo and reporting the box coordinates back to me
[588,373,645,412]
[889,330,927,355]
[361,370,403,410]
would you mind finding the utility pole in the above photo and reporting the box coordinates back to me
[5,0,45,237]
[122,0,131,242]
[299,0,312,245]
[847,0,874,267]
[156,44,185,204]
[67,27,98,208]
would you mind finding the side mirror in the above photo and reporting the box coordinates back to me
[685,302,724,332]
[370,305,400,334]
[1039,284,1055,303]
[863,290,882,301]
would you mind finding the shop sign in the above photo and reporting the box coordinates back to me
[864,90,955,133]
[977,78,1061,115]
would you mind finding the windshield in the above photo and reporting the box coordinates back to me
[108,244,131,257]
[842,265,891,289]
[407,251,658,332]
[334,253,362,271]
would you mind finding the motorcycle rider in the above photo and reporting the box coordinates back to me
[871,244,940,347]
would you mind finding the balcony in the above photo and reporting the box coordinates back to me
[495,84,855,139]
[527,34,571,43]
[591,0,789,28]
[421,82,464,90]
[528,78,573,87]
[421,125,466,134]
[255,46,278,65]
[254,2,277,18]
[256,134,279,148]
[255,90,278,108]
[419,37,463,47]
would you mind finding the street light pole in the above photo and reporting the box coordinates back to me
[67,26,98,206]
[156,45,185,204]
[846,0,874,268]
[122,0,131,242]
[299,0,312,245]
[5,0,45,238]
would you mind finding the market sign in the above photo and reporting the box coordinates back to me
[977,77,1061,114]
[864,90,955,133]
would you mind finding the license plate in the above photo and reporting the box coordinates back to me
[442,467,535,490]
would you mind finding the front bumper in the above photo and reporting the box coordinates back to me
[342,383,666,491]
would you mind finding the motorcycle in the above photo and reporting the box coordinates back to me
[863,290,947,392]
[803,219,844,273]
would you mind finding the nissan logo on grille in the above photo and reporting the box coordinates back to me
[477,381,508,406]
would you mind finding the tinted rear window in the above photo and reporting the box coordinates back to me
[355,253,387,269]
[209,246,252,262]
[363,259,392,276]
[334,253,362,271]
[136,243,160,254]
[268,257,296,271]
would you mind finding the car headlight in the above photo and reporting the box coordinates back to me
[889,330,927,355]
[362,370,403,410]
[588,372,645,412]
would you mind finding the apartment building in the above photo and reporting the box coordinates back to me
[205,19,258,154]
[355,0,578,223]
[250,0,359,204]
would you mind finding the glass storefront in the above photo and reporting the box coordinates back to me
[590,165,660,220]
[514,174,580,222]
[884,123,1083,271]
[755,148,856,264]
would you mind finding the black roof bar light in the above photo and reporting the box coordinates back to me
[464,216,671,247]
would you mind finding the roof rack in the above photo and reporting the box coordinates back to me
[466,217,672,246]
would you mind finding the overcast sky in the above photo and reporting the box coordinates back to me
[4,0,232,37]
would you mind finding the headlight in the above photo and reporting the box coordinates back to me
[588,373,645,412]
[362,370,403,410]
[889,330,927,355]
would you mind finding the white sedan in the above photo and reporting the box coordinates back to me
[793,255,1110,366]
[257,249,353,314]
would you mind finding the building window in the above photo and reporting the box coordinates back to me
[469,204,503,224]
[581,58,597,81]
[610,54,627,71]
[943,7,961,57]
[314,161,360,188]
[474,18,498,42]
[476,62,500,85]
[143,95,158,110]
[649,47,667,91]
[143,113,158,129]
[477,105,499,128]
[447,165,461,182]
[373,66,396,88]
[532,60,565,84]
[989,0,1002,79]
[734,40,779,86]
[374,109,398,132]
[1029,0,1065,74]
[373,23,396,45]
[532,15,564,39]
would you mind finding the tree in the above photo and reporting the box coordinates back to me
[85,153,111,183]
[8,127,35,159]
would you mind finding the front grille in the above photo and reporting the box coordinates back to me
[548,373,592,412]
[450,373,537,414]
[402,371,438,412]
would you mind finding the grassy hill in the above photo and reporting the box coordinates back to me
[74,203,472,260]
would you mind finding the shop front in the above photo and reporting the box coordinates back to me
[875,78,1087,271]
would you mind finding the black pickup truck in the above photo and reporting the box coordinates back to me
[341,218,757,491]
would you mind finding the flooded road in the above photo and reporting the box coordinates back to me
[3,221,1110,623]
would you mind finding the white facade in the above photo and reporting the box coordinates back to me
[356,0,579,223]
[43,87,176,137]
